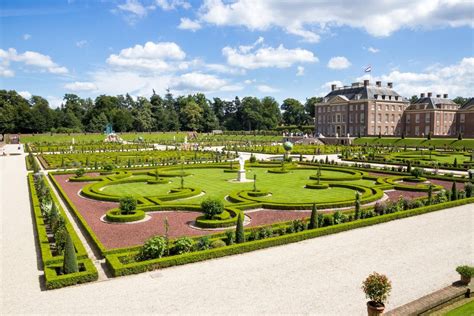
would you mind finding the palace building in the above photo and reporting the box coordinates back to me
[315,81,471,138]
[314,80,409,137]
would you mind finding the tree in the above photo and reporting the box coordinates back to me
[133,97,154,132]
[465,182,473,198]
[409,95,419,103]
[308,203,318,229]
[260,97,281,130]
[119,196,137,214]
[452,96,468,106]
[63,233,79,274]
[451,181,457,201]
[355,192,361,220]
[281,98,308,126]
[235,212,245,243]
[201,198,224,219]
[179,97,203,131]
[427,184,433,205]
[304,97,322,121]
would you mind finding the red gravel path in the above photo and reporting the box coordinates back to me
[429,179,466,191]
[53,174,314,249]
[368,172,396,178]
[385,190,427,201]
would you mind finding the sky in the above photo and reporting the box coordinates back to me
[0,0,473,108]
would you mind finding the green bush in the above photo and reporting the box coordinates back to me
[362,272,392,306]
[196,236,211,250]
[63,233,79,274]
[138,236,166,261]
[225,230,234,245]
[456,265,474,277]
[210,239,227,248]
[465,182,473,198]
[75,168,85,178]
[201,198,224,219]
[236,212,245,243]
[411,167,423,179]
[105,209,146,223]
[119,196,137,215]
[173,237,194,255]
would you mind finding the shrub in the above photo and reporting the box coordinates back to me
[196,236,211,250]
[210,239,227,249]
[355,192,361,220]
[75,168,85,178]
[225,230,234,245]
[451,181,458,201]
[201,198,224,219]
[235,212,245,243]
[456,265,474,277]
[138,236,166,261]
[291,219,306,232]
[258,227,273,239]
[362,272,392,307]
[119,196,137,215]
[103,164,114,171]
[411,167,423,179]
[249,154,257,163]
[63,233,79,274]
[308,204,318,229]
[54,225,68,255]
[465,182,473,198]
[173,237,193,255]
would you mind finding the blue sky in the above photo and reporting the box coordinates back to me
[1,0,473,107]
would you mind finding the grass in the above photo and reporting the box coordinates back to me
[354,137,474,149]
[389,151,471,164]
[100,168,366,205]
[444,299,474,316]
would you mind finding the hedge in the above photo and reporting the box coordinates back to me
[28,174,88,265]
[44,259,98,290]
[106,197,474,277]
[105,209,146,223]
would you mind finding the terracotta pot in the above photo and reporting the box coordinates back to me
[460,275,471,285]
[367,301,385,316]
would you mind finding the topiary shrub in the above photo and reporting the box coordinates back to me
[63,233,78,274]
[465,182,473,198]
[225,230,234,245]
[119,196,137,215]
[210,239,227,248]
[54,225,68,255]
[137,236,166,261]
[201,198,224,219]
[196,236,211,250]
[410,167,423,179]
[172,237,194,255]
[235,213,245,243]
[362,272,392,308]
[456,265,474,284]
[75,168,85,178]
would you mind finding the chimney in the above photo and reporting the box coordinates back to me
[427,92,432,97]
[364,80,369,87]
[443,93,448,98]
[420,93,425,98]
[376,81,381,87]
[387,82,393,88]
[331,84,337,91]
[436,94,441,98]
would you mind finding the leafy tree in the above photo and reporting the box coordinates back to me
[201,198,224,219]
[119,196,137,214]
[304,97,322,120]
[281,98,308,126]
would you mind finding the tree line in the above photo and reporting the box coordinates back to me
[0,89,320,134]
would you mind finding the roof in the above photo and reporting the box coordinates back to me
[406,97,458,110]
[324,85,405,102]
[460,98,474,110]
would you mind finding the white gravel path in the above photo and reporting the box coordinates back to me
[1,144,473,315]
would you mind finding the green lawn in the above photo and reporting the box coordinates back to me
[444,299,474,316]
[100,168,365,205]
[354,137,474,149]
[389,152,471,164]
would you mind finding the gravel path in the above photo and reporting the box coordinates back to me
[1,144,473,315]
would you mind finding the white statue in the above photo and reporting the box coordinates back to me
[238,155,245,172]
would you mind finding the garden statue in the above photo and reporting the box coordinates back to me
[237,154,247,182]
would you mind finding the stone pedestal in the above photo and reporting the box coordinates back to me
[237,170,247,182]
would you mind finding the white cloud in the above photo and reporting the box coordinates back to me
[46,96,64,109]
[327,56,351,70]
[0,48,68,76]
[23,34,31,40]
[357,57,474,97]
[156,0,191,11]
[196,0,473,42]
[117,0,147,17]
[178,18,202,31]
[170,72,241,93]
[64,81,98,91]
[76,40,88,48]
[244,79,255,85]
[222,40,317,69]
[322,80,343,90]
[106,41,186,72]
[296,66,304,76]
[18,91,32,99]
[367,46,380,53]
[257,84,279,93]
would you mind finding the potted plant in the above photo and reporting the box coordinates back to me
[362,272,392,316]
[456,265,474,285]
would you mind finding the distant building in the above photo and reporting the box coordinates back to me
[457,98,474,138]
[404,93,459,137]
[314,80,409,137]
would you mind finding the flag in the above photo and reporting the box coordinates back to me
[364,65,372,73]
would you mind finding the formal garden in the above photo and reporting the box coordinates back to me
[26,146,474,289]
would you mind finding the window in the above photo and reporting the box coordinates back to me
[386,105,389,111]
[378,104,382,111]
[425,113,430,123]
[384,126,388,134]
[391,114,395,122]
[425,125,430,135]
[349,105,353,111]
[392,105,395,111]
[415,126,419,136]
[336,115,340,123]
[385,113,389,122]
[349,114,353,123]
[415,114,420,123]
[378,113,382,122]
[371,113,375,123]
[360,113,365,123]
[461,114,465,123]
[391,126,394,134]
[399,105,402,111]
[406,114,411,123]
[371,104,375,110]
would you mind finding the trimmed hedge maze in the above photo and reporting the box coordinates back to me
[44,159,474,283]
